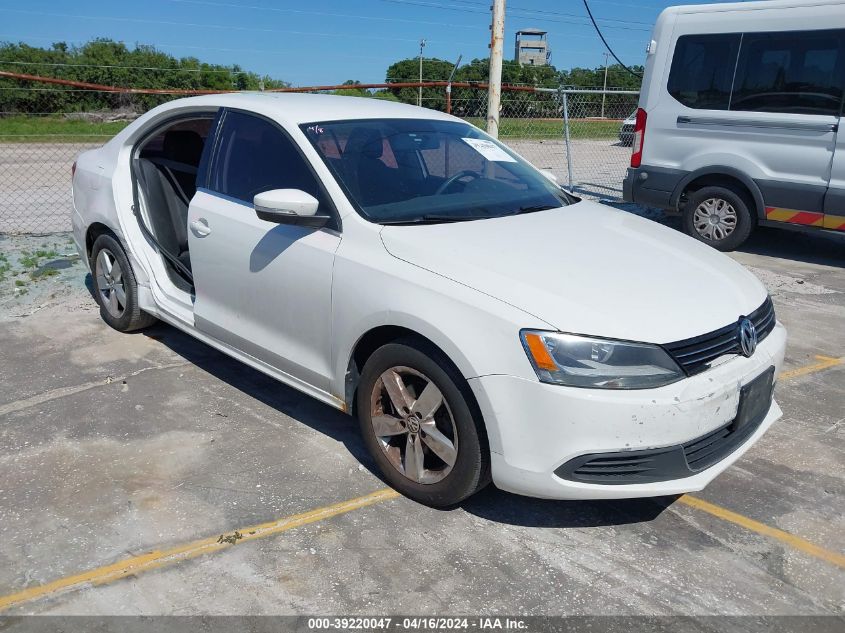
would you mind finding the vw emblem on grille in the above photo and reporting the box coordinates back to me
[739,317,757,358]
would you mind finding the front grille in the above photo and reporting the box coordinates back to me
[663,297,776,376]
[566,447,686,483]
[556,401,770,484]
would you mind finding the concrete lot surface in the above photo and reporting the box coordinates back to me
[0,221,843,617]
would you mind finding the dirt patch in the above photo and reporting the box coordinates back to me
[0,232,91,319]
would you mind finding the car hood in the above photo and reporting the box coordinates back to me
[379,200,768,344]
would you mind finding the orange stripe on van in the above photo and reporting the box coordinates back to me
[823,214,845,231]
[764,207,824,226]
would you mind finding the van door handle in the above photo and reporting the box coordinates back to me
[190,218,211,237]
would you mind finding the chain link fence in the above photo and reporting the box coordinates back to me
[0,131,112,233]
[555,89,640,201]
[438,87,639,201]
[0,87,638,234]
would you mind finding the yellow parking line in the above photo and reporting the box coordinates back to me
[0,487,400,613]
[677,495,845,569]
[677,353,845,569]
[779,355,843,381]
[0,354,841,612]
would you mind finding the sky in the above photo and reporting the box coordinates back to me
[0,0,746,87]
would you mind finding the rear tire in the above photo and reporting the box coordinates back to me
[90,234,157,332]
[356,338,490,507]
[682,185,755,251]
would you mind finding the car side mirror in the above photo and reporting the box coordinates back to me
[254,189,330,228]
[539,169,558,184]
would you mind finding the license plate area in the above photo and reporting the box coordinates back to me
[731,366,775,434]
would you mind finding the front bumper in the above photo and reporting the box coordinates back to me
[469,322,786,500]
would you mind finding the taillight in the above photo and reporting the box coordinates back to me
[71,161,77,179]
[630,107,647,168]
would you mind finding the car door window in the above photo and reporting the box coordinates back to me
[209,110,334,219]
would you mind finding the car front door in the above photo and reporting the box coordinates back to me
[187,109,341,392]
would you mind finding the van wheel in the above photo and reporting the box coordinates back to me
[90,234,157,332]
[356,338,490,507]
[682,186,754,251]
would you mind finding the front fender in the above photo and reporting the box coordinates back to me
[331,238,553,453]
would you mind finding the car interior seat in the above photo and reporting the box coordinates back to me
[137,129,205,287]
[343,128,404,207]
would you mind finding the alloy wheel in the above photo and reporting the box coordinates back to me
[693,197,738,241]
[369,366,458,484]
[95,248,127,318]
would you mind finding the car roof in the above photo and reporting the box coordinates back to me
[156,92,458,125]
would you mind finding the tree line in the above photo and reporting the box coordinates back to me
[384,57,642,118]
[0,39,642,116]
[0,39,287,114]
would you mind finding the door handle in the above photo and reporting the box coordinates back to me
[190,218,211,237]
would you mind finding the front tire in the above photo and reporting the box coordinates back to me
[356,338,490,507]
[90,234,157,332]
[682,185,755,251]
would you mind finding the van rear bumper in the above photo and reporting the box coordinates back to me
[623,165,687,212]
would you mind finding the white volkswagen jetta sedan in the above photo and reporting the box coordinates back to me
[71,93,786,506]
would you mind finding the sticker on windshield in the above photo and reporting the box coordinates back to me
[461,138,517,162]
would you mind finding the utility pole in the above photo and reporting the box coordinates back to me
[418,38,426,107]
[601,51,610,119]
[446,54,462,115]
[486,0,505,138]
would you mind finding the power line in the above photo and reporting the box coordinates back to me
[485,1,655,25]
[585,0,667,9]
[377,0,651,31]
[162,0,485,31]
[0,8,477,46]
[581,0,643,78]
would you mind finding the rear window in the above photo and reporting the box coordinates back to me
[668,34,741,110]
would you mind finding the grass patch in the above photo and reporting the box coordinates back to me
[0,114,623,142]
[31,267,59,280]
[464,117,622,140]
[0,116,128,142]
[19,249,59,270]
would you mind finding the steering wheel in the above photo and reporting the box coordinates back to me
[435,170,481,195]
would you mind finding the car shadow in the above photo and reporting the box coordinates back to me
[84,272,96,299]
[249,224,312,272]
[737,225,845,268]
[138,321,674,528]
[459,486,675,528]
[607,203,845,268]
[140,320,375,467]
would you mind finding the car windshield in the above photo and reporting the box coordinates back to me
[301,118,569,224]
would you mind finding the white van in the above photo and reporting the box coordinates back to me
[623,0,845,250]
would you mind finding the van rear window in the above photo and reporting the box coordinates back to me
[667,34,741,110]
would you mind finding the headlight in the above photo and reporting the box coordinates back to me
[520,330,684,389]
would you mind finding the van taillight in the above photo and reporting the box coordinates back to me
[630,108,647,168]
[71,161,77,179]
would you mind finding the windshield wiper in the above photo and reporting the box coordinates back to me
[512,204,560,215]
[380,214,493,225]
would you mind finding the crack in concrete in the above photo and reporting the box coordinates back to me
[0,361,192,417]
